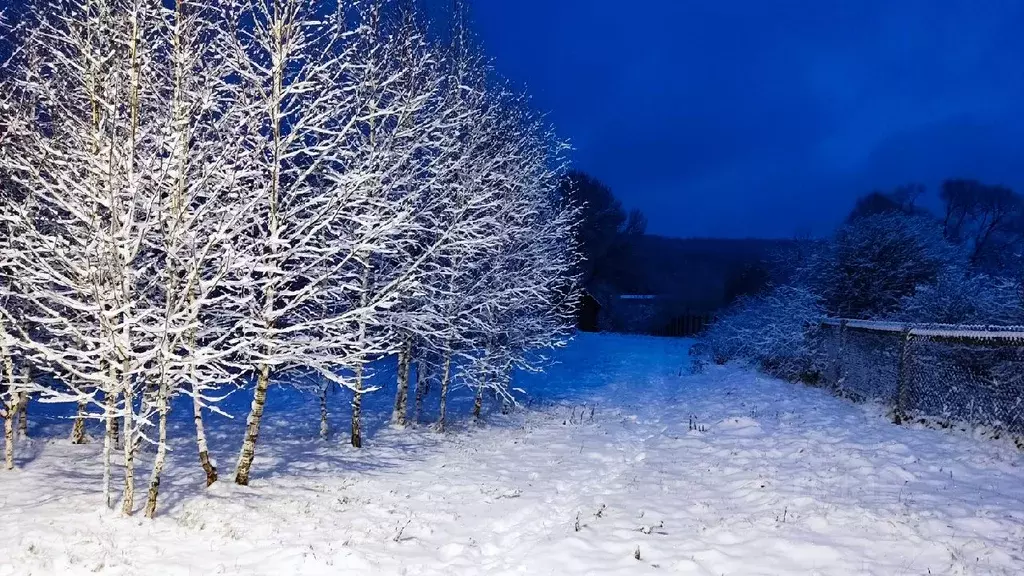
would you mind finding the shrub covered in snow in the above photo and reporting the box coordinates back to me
[703,286,826,382]
[704,189,1024,427]
[807,213,957,319]
[895,268,1024,325]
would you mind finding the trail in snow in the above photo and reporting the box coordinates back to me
[2,333,1023,575]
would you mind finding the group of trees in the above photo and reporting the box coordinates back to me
[558,170,646,296]
[563,170,791,336]
[0,0,579,518]
[707,179,1024,380]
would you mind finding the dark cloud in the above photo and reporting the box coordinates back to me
[468,0,1024,238]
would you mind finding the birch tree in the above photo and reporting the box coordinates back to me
[137,0,261,515]
[223,0,416,480]
[335,1,442,445]
[379,3,501,428]
[454,95,579,417]
[1,0,181,514]
[0,0,584,509]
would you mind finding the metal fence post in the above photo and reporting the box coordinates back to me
[893,325,913,425]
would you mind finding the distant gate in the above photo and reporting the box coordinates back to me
[656,312,714,338]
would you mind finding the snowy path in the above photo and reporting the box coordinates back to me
[2,334,1024,575]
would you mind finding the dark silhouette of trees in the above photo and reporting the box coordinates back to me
[940,179,1024,271]
[723,262,772,305]
[847,184,925,222]
[559,170,646,292]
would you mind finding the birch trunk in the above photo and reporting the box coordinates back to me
[1,342,15,470]
[351,363,364,448]
[235,362,271,486]
[112,409,121,449]
[16,392,26,439]
[350,263,371,449]
[144,378,169,518]
[472,387,483,420]
[318,384,329,441]
[3,409,13,471]
[192,388,217,486]
[103,388,116,508]
[391,340,412,426]
[70,399,88,444]
[121,372,136,515]
[188,305,217,485]
[1,301,19,469]
[437,349,452,432]
[413,361,429,423]
[1,371,10,470]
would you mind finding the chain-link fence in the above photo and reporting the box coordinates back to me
[821,319,1024,437]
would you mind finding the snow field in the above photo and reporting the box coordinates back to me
[2,333,1023,575]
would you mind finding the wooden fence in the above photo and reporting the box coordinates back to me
[655,312,715,338]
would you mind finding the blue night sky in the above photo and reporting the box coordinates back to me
[466,0,1024,239]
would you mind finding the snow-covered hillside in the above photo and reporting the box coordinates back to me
[2,333,1023,575]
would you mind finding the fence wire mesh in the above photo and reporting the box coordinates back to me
[821,319,1024,436]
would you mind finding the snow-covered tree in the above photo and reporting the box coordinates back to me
[222,0,455,469]
[221,0,366,484]
[808,213,956,319]
[0,0,256,516]
[134,0,264,514]
[449,92,578,419]
[380,16,505,429]
[0,0,584,517]
[0,0,176,514]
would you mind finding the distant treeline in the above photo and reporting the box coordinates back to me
[561,170,796,314]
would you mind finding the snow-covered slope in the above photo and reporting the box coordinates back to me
[2,333,1022,575]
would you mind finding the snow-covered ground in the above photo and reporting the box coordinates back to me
[2,333,1023,575]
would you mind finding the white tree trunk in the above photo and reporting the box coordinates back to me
[235,363,271,486]
[3,410,13,471]
[391,340,412,426]
[121,374,136,515]
[144,379,170,518]
[413,361,429,423]
[1,313,18,470]
[351,363,364,448]
[103,389,116,508]
[112,410,121,450]
[70,399,88,444]
[192,388,218,486]
[473,387,483,420]
[350,264,371,448]
[15,392,27,439]
[437,350,452,432]
[318,384,329,441]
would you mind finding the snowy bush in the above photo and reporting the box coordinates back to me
[705,191,1024,435]
[808,213,956,319]
[703,285,826,382]
[688,342,710,374]
[895,269,1024,325]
